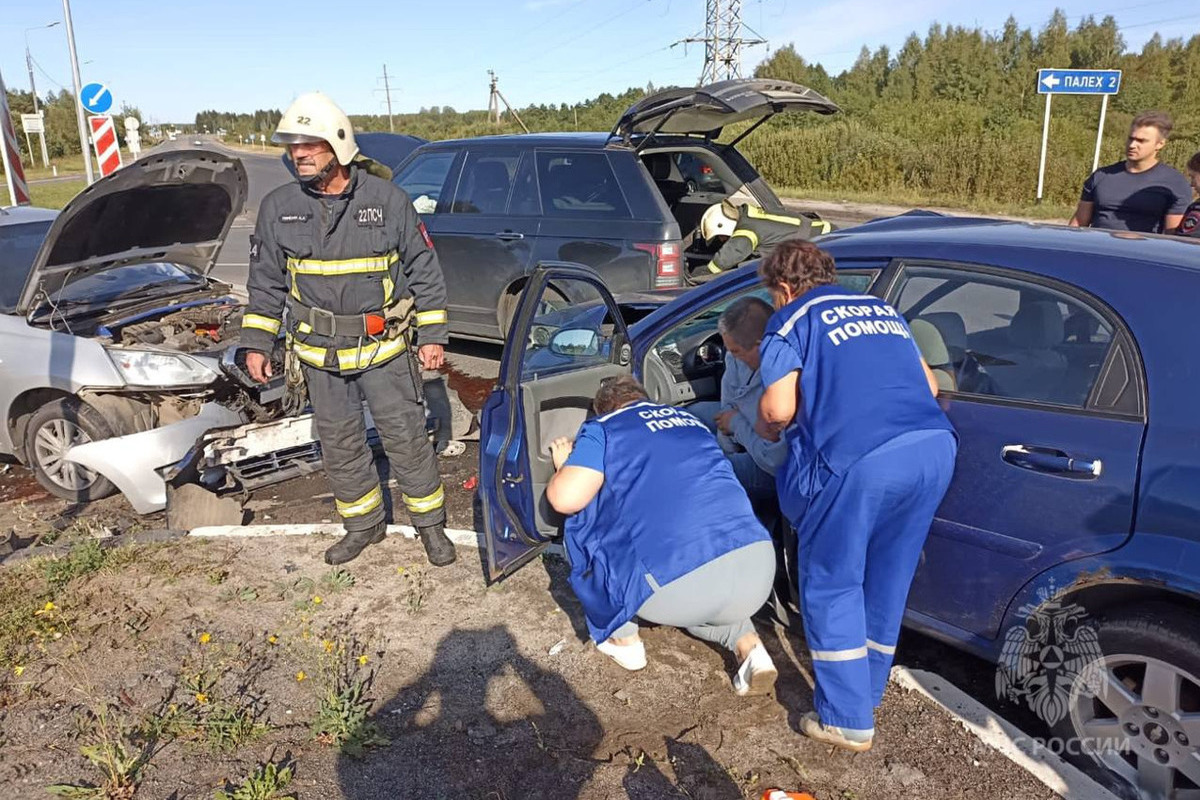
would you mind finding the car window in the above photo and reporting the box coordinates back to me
[651,272,876,358]
[508,153,541,216]
[0,220,52,312]
[521,278,619,381]
[895,266,1114,407]
[451,151,521,215]
[395,151,457,214]
[536,152,631,219]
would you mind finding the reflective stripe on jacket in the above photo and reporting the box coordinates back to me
[240,166,448,372]
[709,204,831,273]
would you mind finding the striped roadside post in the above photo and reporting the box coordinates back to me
[88,115,123,177]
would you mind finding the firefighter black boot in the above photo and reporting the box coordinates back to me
[324,523,387,565]
[418,523,456,567]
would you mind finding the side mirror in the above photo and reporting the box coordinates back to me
[549,328,600,357]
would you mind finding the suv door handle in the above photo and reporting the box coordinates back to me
[1001,444,1102,479]
[494,231,524,241]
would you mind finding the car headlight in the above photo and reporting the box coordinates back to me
[106,348,219,387]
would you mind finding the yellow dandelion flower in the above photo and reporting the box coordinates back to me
[34,601,56,616]
[357,655,369,666]
[12,665,24,677]
[311,596,323,605]
[194,693,209,704]
[296,671,307,682]
[267,635,278,645]
[198,632,212,645]
[322,639,335,653]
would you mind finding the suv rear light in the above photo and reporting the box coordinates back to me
[635,241,682,288]
[700,164,713,174]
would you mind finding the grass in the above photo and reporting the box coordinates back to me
[214,760,297,800]
[778,185,1077,222]
[28,179,87,210]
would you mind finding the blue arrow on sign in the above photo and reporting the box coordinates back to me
[1037,69,1121,95]
[80,82,113,114]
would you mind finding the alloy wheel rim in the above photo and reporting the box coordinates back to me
[32,418,97,492]
[1069,653,1200,798]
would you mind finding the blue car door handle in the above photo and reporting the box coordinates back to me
[494,231,524,241]
[1001,444,1103,478]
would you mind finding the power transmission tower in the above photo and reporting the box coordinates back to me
[674,0,767,85]
[487,70,529,133]
[375,64,399,132]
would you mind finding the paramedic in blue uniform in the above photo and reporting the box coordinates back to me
[545,375,779,695]
[755,240,957,752]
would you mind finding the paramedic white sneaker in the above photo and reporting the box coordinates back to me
[799,711,874,752]
[732,643,778,696]
[597,637,647,671]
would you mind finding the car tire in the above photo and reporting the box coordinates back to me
[24,398,118,503]
[1051,602,1200,799]
[499,285,570,338]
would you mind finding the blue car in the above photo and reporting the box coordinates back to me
[479,215,1200,798]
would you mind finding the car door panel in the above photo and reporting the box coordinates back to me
[480,263,630,579]
[892,263,1145,639]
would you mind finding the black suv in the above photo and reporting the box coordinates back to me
[368,79,839,341]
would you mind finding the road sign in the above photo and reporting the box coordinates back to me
[89,115,122,176]
[21,114,44,135]
[1037,69,1122,95]
[1035,68,1123,200]
[81,82,113,114]
[123,116,140,131]
[0,68,31,206]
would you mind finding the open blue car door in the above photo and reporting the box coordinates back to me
[478,263,632,580]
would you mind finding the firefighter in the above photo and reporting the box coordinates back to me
[238,92,455,568]
[700,200,831,275]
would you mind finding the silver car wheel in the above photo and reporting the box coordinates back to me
[1069,653,1200,799]
[32,418,98,492]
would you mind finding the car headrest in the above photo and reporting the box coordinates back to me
[910,319,951,367]
[920,312,967,353]
[471,161,511,193]
[1010,301,1065,349]
[644,153,673,181]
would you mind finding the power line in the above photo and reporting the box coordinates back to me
[374,64,399,132]
[506,0,654,73]
[674,0,767,84]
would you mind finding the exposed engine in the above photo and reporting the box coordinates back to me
[117,305,244,353]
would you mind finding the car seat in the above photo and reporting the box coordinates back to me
[643,153,688,207]
[989,301,1067,401]
[910,319,956,392]
[463,160,511,214]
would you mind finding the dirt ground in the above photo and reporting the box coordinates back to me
[0,448,1063,800]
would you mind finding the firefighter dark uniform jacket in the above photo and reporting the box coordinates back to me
[239,165,448,372]
[1180,200,1200,237]
[708,204,831,274]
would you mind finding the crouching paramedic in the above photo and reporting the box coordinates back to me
[756,241,956,752]
[546,376,779,695]
[238,91,455,568]
[700,200,831,275]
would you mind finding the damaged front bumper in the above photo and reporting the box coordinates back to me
[64,402,245,514]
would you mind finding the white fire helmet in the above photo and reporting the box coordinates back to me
[700,200,740,242]
[272,92,359,166]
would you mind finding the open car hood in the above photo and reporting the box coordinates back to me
[18,150,247,314]
[612,78,839,142]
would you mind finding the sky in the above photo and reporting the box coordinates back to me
[2,0,1198,125]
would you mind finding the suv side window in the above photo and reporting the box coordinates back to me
[895,266,1115,408]
[451,150,521,215]
[394,151,458,214]
[536,151,631,219]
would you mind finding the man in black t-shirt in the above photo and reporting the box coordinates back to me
[1069,110,1191,234]
[1178,151,1200,238]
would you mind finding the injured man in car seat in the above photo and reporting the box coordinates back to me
[710,296,787,500]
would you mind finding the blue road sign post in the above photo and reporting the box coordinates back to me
[80,82,113,115]
[1034,69,1123,202]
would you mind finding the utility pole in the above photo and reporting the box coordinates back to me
[62,0,94,185]
[377,64,397,132]
[674,0,767,85]
[486,70,528,133]
[25,22,59,167]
